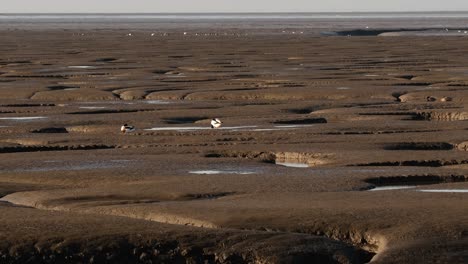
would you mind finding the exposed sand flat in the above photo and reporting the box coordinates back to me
[0,28,467,264]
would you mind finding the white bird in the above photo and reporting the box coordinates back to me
[210,118,222,129]
[121,124,135,133]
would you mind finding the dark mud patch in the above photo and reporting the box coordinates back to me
[31,127,69,133]
[222,65,247,68]
[287,108,315,114]
[94,58,117,62]
[283,84,306,88]
[320,129,440,135]
[329,28,467,36]
[168,55,193,59]
[329,29,400,36]
[232,74,260,78]
[54,194,158,206]
[160,78,218,83]
[273,118,327,125]
[163,116,208,124]
[47,85,79,91]
[352,159,468,167]
[365,174,467,187]
[6,60,32,64]
[67,109,152,115]
[216,137,256,142]
[359,112,416,116]
[2,104,55,107]
[0,144,115,154]
[393,82,433,86]
[383,142,454,151]
[220,88,259,91]
[397,75,415,80]
[182,192,236,201]
[233,102,278,106]
[152,69,171,74]
[5,74,68,79]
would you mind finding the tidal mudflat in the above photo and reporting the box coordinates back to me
[0,15,468,264]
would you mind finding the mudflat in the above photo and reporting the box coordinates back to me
[0,28,467,263]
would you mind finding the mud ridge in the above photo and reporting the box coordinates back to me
[205,151,332,167]
[414,111,468,121]
[237,226,378,263]
[205,151,275,162]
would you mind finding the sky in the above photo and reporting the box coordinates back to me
[2,0,468,13]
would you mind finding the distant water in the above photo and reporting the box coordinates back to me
[2,12,468,32]
[2,12,468,20]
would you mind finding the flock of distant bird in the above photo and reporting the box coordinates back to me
[120,118,222,134]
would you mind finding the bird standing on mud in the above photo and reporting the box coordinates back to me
[211,118,222,129]
[121,124,135,133]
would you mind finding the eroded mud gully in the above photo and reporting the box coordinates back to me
[0,191,376,264]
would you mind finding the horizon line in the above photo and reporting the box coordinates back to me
[2,11,468,14]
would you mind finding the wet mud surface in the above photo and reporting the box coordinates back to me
[0,29,467,263]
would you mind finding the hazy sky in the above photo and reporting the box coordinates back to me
[2,0,468,13]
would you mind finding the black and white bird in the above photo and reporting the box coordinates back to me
[210,118,222,129]
[121,124,135,133]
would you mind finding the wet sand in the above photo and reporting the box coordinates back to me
[0,28,467,263]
